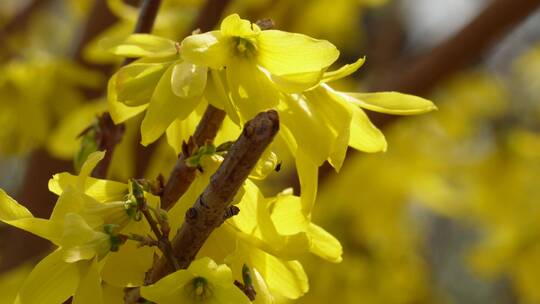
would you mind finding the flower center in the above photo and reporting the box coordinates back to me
[234,37,257,57]
[192,277,209,300]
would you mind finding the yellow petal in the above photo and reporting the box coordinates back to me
[206,69,241,124]
[278,95,333,165]
[141,64,203,146]
[303,85,352,171]
[226,57,280,123]
[73,259,103,304]
[307,223,343,263]
[140,269,194,304]
[346,91,437,115]
[257,30,339,91]
[268,70,324,93]
[0,262,32,303]
[102,283,124,304]
[321,57,365,83]
[295,151,318,216]
[50,186,85,222]
[107,73,148,124]
[0,189,62,243]
[104,34,178,58]
[249,149,278,180]
[61,213,110,263]
[270,192,309,235]
[171,62,208,98]
[16,250,79,304]
[48,173,127,203]
[220,14,258,38]
[228,243,309,299]
[114,61,171,106]
[101,241,154,288]
[78,151,106,188]
[348,106,387,153]
[181,31,230,69]
[0,188,33,220]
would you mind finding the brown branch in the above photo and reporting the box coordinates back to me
[91,113,125,179]
[373,0,540,95]
[160,105,226,209]
[192,0,233,33]
[0,0,52,58]
[147,110,280,283]
[131,180,179,271]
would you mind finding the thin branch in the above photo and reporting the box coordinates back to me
[192,0,233,32]
[131,180,180,271]
[148,110,280,283]
[91,113,125,179]
[160,105,226,209]
[0,0,52,58]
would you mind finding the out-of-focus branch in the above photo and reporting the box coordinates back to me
[148,110,280,283]
[373,0,540,95]
[91,113,126,178]
[192,0,233,33]
[0,0,52,55]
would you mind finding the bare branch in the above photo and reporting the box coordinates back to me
[147,110,280,283]
[160,105,226,209]
[91,113,125,179]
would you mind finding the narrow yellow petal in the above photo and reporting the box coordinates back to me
[141,64,203,146]
[73,260,103,304]
[180,31,229,69]
[48,173,127,203]
[0,189,62,243]
[346,91,437,115]
[17,250,79,304]
[171,62,208,98]
[101,241,154,287]
[140,270,194,304]
[104,33,177,58]
[348,107,387,153]
[78,151,106,187]
[321,57,365,83]
[296,152,319,216]
[220,14,258,38]
[0,188,33,220]
[257,30,339,91]
[107,73,148,124]
[114,61,171,106]
[308,223,343,263]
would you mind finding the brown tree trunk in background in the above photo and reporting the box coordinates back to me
[373,0,540,95]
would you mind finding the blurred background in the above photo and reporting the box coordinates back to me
[1,0,540,303]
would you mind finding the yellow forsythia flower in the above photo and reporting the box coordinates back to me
[141,257,251,304]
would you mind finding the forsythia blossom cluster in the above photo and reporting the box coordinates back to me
[0,13,435,303]
[108,14,435,214]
